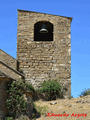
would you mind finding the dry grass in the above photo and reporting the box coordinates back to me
[34,95,90,120]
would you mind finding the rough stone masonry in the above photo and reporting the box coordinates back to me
[17,10,72,98]
[0,9,72,118]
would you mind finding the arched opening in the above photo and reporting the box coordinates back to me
[34,21,53,41]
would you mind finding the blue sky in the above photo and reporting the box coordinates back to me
[0,0,90,97]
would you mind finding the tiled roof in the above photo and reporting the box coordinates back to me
[0,61,24,80]
[0,70,8,77]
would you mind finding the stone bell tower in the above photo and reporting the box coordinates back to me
[17,9,72,98]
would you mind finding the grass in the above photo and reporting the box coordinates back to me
[34,104,48,116]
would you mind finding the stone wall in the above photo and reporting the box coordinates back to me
[0,49,17,70]
[17,10,72,97]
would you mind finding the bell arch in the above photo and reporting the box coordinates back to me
[34,21,53,41]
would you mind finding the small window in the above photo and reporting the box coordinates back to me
[34,21,53,41]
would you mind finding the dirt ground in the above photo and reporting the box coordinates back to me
[34,95,90,120]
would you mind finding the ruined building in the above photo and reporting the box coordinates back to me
[0,9,72,118]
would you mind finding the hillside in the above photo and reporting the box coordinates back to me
[34,95,90,120]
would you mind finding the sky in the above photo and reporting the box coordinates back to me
[0,0,90,97]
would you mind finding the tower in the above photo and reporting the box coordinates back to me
[17,10,72,98]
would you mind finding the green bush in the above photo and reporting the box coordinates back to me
[39,80,63,101]
[5,117,13,120]
[6,80,35,118]
[68,95,73,99]
[15,115,30,120]
[80,88,90,96]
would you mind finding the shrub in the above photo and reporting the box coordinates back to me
[39,80,63,101]
[80,88,90,96]
[5,117,13,120]
[6,80,35,118]
[15,115,30,120]
[68,95,73,99]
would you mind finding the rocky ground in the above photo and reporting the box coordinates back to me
[34,95,90,120]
